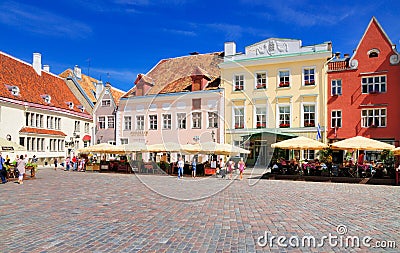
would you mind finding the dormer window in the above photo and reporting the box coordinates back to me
[5,85,20,96]
[368,48,380,58]
[77,105,85,112]
[11,86,20,96]
[41,94,51,103]
[66,101,74,109]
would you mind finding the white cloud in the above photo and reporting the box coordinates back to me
[0,1,92,39]
[163,28,197,37]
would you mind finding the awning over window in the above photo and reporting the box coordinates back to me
[82,135,91,141]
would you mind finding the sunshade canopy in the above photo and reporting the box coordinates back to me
[271,136,328,150]
[330,136,395,150]
[392,147,400,155]
[77,143,125,154]
[120,142,148,152]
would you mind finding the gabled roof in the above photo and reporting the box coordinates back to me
[352,17,398,59]
[0,51,90,117]
[59,69,98,103]
[105,82,125,106]
[59,69,125,105]
[123,52,223,98]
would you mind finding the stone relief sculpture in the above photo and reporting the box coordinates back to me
[255,40,288,56]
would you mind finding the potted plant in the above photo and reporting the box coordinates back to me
[304,80,315,86]
[304,122,315,127]
[256,123,266,128]
[279,82,290,87]
[279,123,290,128]
[256,84,266,89]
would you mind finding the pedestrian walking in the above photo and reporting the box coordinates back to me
[72,156,77,171]
[54,157,58,170]
[65,157,71,171]
[228,159,235,180]
[177,157,184,179]
[238,157,246,180]
[17,155,27,184]
[191,158,197,178]
[0,153,7,184]
[219,158,226,179]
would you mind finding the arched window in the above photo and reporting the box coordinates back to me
[368,48,380,58]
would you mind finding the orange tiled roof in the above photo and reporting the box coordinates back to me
[0,52,90,116]
[59,69,125,105]
[19,127,67,136]
[123,52,222,97]
[59,69,98,103]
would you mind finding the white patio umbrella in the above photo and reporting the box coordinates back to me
[76,143,125,154]
[330,136,394,150]
[271,136,328,150]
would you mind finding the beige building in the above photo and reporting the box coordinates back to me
[220,39,332,166]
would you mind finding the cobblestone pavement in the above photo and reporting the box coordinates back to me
[1,167,399,252]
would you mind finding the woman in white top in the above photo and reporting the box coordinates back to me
[17,155,27,184]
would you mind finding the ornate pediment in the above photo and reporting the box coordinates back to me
[245,39,302,57]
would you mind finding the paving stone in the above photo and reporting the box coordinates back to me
[1,168,398,252]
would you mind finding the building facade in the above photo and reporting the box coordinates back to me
[0,51,93,164]
[60,68,125,146]
[327,17,400,147]
[220,39,332,165]
[117,52,224,162]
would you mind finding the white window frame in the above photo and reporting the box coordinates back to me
[254,105,267,129]
[232,106,245,129]
[233,74,245,91]
[107,116,115,129]
[302,66,316,86]
[177,113,187,129]
[120,138,128,145]
[361,75,386,94]
[192,111,202,129]
[207,111,218,129]
[276,104,291,128]
[162,114,172,130]
[124,116,132,131]
[361,108,387,128]
[255,71,267,90]
[149,114,158,130]
[98,116,106,129]
[84,123,89,133]
[301,102,317,127]
[74,121,80,132]
[277,69,291,88]
[331,79,342,96]
[101,99,111,107]
[136,115,145,130]
[331,110,342,128]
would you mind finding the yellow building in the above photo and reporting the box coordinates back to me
[220,38,332,166]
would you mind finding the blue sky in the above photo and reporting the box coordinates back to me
[1,0,399,92]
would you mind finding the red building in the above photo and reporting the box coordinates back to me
[327,17,400,147]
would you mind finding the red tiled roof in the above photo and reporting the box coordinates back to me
[123,52,222,97]
[0,51,90,116]
[19,127,67,136]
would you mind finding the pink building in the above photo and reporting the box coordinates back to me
[117,52,224,162]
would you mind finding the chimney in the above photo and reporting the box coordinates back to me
[95,81,104,100]
[33,53,42,75]
[43,65,50,72]
[73,65,82,79]
[224,42,236,56]
[335,52,341,59]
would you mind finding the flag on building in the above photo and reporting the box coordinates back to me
[316,123,322,141]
